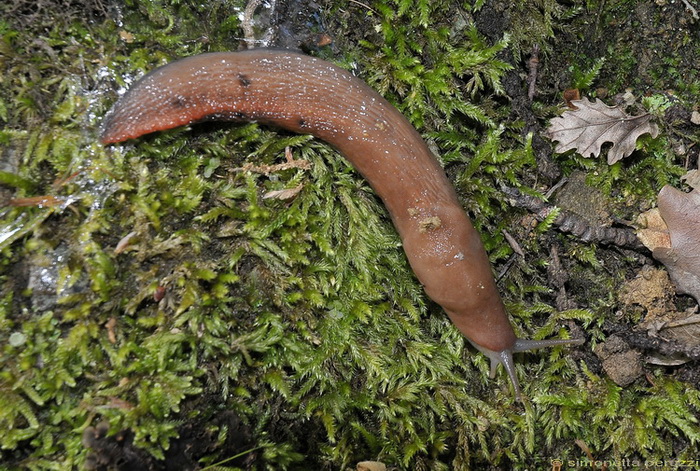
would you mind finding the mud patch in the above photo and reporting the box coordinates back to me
[83,410,254,471]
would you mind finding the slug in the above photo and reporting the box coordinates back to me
[101,48,583,399]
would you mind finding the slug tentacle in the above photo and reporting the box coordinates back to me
[513,337,585,353]
[472,337,585,401]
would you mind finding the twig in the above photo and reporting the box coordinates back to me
[544,177,568,199]
[241,0,276,48]
[242,0,263,47]
[681,0,699,20]
[526,44,540,102]
[347,0,378,14]
[501,185,644,249]
[233,147,311,175]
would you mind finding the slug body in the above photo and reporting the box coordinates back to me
[102,49,581,399]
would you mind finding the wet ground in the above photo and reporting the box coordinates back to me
[2,0,700,468]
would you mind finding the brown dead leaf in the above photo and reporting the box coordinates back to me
[118,30,135,43]
[106,396,134,410]
[639,303,700,363]
[546,97,659,164]
[562,88,580,108]
[652,185,700,303]
[263,184,304,200]
[620,256,699,362]
[105,317,117,344]
[114,231,138,254]
[681,169,700,189]
[636,207,671,252]
[233,147,311,175]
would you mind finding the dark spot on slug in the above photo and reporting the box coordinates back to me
[171,96,187,108]
[238,74,251,87]
[298,118,307,128]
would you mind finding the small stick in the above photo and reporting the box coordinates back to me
[348,0,378,14]
[241,0,264,47]
[502,185,643,249]
[527,44,540,102]
[681,0,699,19]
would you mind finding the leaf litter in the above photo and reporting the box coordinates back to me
[634,180,700,360]
[546,97,659,164]
[651,185,700,303]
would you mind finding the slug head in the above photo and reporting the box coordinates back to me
[470,337,585,401]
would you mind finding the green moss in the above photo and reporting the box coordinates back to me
[538,368,700,460]
[1,0,699,469]
[487,0,582,62]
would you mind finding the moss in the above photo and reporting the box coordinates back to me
[1,0,699,469]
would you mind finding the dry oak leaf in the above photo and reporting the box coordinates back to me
[636,207,671,252]
[681,169,700,189]
[546,97,659,164]
[652,185,700,303]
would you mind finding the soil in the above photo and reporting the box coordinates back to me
[3,0,700,468]
[84,0,700,467]
[82,401,254,471]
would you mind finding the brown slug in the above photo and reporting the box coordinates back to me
[101,48,583,400]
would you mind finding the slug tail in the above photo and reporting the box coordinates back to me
[471,336,584,402]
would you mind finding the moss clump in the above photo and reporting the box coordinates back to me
[1,0,699,469]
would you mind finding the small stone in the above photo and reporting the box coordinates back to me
[9,332,27,347]
[691,110,700,125]
[594,335,644,387]
[357,462,386,471]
